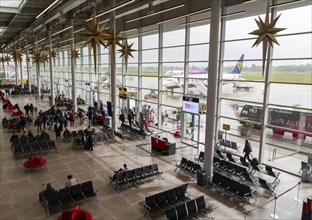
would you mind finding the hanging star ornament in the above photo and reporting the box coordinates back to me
[50,49,57,65]
[70,49,80,65]
[79,8,107,74]
[118,41,135,67]
[11,49,22,63]
[249,0,286,77]
[32,49,46,74]
[4,55,11,66]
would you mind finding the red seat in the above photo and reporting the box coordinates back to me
[12,111,23,116]
[57,206,92,220]
[23,156,47,169]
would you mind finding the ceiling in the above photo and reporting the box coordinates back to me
[0,0,309,51]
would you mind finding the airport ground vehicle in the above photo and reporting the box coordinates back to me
[238,104,312,140]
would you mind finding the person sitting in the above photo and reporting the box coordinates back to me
[114,164,128,174]
[10,132,19,142]
[28,130,34,138]
[2,117,8,126]
[39,183,56,202]
[63,128,70,139]
[65,175,77,187]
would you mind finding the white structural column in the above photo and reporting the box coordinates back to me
[157,23,163,129]
[259,3,276,162]
[25,41,31,92]
[110,0,117,132]
[204,0,221,179]
[70,20,77,112]
[48,30,55,106]
[19,41,24,89]
[35,35,41,99]
[137,27,143,114]
[215,5,226,142]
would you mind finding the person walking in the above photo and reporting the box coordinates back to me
[243,140,252,162]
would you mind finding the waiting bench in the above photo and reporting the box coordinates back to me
[109,163,163,192]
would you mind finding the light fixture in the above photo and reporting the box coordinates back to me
[36,0,60,19]
[157,8,211,24]
[128,28,158,37]
[52,26,72,36]
[34,38,46,44]
[244,0,257,3]
[73,28,84,34]
[59,38,74,44]
[86,0,135,22]
[1,44,5,48]
[45,44,55,48]
[180,18,211,26]
[127,4,185,24]
[221,10,245,18]
[24,44,31,49]
[270,0,305,8]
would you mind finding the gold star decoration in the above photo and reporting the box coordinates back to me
[70,49,80,65]
[0,56,5,70]
[79,8,107,73]
[118,41,135,67]
[42,52,49,70]
[32,49,47,73]
[50,49,57,65]
[11,49,22,63]
[26,55,30,63]
[249,0,286,77]
[4,55,11,66]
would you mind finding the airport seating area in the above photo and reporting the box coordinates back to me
[218,139,240,153]
[140,183,218,219]
[120,123,147,139]
[109,163,163,192]
[42,181,97,216]
[213,151,279,198]
[140,183,190,218]
[11,134,57,158]
[174,157,202,176]
[211,172,257,203]
[165,195,218,220]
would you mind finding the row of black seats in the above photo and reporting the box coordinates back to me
[120,123,146,138]
[11,133,50,145]
[63,129,84,142]
[109,163,163,192]
[174,157,202,174]
[215,150,280,184]
[42,181,97,216]
[165,195,218,220]
[143,183,190,217]
[212,172,256,203]
[214,155,277,198]
[2,118,18,128]
[213,156,249,178]
[219,139,240,152]
[12,141,57,158]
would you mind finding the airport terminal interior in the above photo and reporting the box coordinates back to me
[0,0,311,219]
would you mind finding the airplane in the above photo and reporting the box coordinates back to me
[163,54,246,95]
[166,67,208,76]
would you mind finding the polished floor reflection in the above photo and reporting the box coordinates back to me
[0,95,310,220]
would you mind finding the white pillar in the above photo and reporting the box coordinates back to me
[48,30,55,106]
[204,0,221,180]
[70,20,77,112]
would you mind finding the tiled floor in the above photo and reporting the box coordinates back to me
[0,94,311,220]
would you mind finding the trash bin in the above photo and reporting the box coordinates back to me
[197,170,207,186]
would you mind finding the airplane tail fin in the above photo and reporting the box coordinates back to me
[199,67,208,74]
[229,54,244,74]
